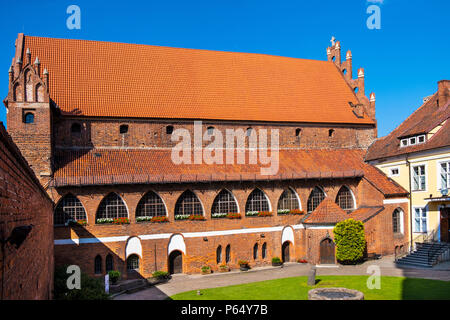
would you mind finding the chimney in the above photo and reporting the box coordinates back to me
[437,80,450,107]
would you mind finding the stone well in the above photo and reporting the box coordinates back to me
[308,287,364,300]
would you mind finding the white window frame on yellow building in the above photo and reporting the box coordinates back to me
[411,163,427,192]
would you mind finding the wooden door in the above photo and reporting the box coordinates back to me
[320,238,335,264]
[440,209,450,243]
[169,251,183,274]
[282,242,290,262]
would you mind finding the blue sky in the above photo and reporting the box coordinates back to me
[0,0,448,137]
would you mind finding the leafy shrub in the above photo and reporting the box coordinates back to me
[333,218,366,264]
[108,270,121,284]
[201,265,211,273]
[152,270,170,280]
[271,257,282,264]
[54,265,110,300]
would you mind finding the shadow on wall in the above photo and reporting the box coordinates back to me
[54,225,147,286]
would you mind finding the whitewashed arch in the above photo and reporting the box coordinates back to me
[281,226,295,245]
[168,234,186,255]
[125,236,142,259]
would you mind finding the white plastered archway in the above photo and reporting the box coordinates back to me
[281,226,295,245]
[168,234,186,255]
[125,236,142,259]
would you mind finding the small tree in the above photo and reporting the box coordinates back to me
[333,219,366,265]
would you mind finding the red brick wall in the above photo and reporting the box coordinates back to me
[0,123,54,300]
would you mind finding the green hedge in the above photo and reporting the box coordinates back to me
[333,219,366,265]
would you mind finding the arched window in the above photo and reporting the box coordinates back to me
[328,129,335,137]
[54,194,87,226]
[136,191,167,219]
[94,255,102,274]
[96,193,128,222]
[245,189,270,213]
[262,243,267,259]
[225,245,231,263]
[106,254,114,272]
[216,245,222,264]
[307,187,326,213]
[211,189,239,216]
[24,112,34,124]
[246,127,254,137]
[253,243,258,260]
[174,190,203,217]
[393,209,403,234]
[335,186,355,211]
[277,188,300,212]
[120,124,128,134]
[71,123,81,136]
[207,126,215,135]
[127,254,139,271]
[295,128,301,137]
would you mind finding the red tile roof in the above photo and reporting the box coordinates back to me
[303,198,349,224]
[20,35,375,125]
[366,93,450,161]
[51,148,407,197]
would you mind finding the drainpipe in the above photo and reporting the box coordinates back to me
[406,154,413,251]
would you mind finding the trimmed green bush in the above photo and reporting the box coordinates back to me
[108,270,121,284]
[54,265,110,300]
[333,218,366,264]
[271,257,282,264]
[152,270,170,280]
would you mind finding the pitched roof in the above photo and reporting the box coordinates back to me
[50,148,407,198]
[366,93,450,161]
[302,198,349,224]
[19,35,374,125]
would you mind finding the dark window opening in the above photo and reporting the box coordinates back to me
[71,123,81,136]
[127,254,139,271]
[216,245,222,264]
[207,126,215,135]
[24,112,35,124]
[295,128,301,137]
[174,190,204,217]
[166,125,174,135]
[94,255,102,274]
[262,243,267,259]
[120,125,129,134]
[106,254,114,272]
[307,187,326,213]
[225,245,231,263]
[253,243,258,260]
[245,189,270,213]
[335,186,354,211]
[328,129,335,137]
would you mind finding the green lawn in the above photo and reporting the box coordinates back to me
[170,275,450,300]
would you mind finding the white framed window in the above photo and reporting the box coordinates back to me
[413,207,427,233]
[401,139,408,147]
[389,167,400,177]
[409,137,416,145]
[439,161,450,190]
[412,164,426,191]
[417,135,425,143]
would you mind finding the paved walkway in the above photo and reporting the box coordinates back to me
[113,256,450,300]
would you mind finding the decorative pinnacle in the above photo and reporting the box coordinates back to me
[43,68,49,75]
[26,48,31,55]
[16,57,22,64]
[330,36,336,46]
[34,56,40,65]
[8,65,13,73]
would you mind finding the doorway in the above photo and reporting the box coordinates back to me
[168,250,183,274]
[320,238,335,264]
[440,208,450,243]
[282,241,290,262]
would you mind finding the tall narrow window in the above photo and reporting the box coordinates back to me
[245,189,270,213]
[216,245,222,264]
[105,254,114,272]
[225,245,231,263]
[54,194,87,226]
[414,208,427,233]
[136,191,167,219]
[253,243,258,260]
[94,255,102,274]
[412,165,426,191]
[392,209,403,234]
[207,126,215,135]
[295,128,301,137]
[262,243,267,259]
[440,161,450,190]
[328,129,335,137]
[174,190,204,217]
[307,187,326,212]
[211,189,239,216]
[166,125,174,135]
[96,193,128,222]
[335,186,355,211]
[120,124,129,134]
[277,188,300,212]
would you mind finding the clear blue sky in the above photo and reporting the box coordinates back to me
[0,0,448,137]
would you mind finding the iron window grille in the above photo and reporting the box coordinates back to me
[245,189,270,212]
[54,194,87,226]
[277,188,300,211]
[96,193,128,221]
[335,186,354,210]
[212,190,239,215]
[307,187,325,212]
[136,191,167,218]
[175,190,204,217]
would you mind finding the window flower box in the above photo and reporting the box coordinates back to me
[245,211,259,217]
[188,214,206,221]
[96,217,129,225]
[211,213,227,219]
[136,216,169,223]
[174,214,190,220]
[67,219,87,226]
[257,211,273,217]
[277,209,305,215]
[226,213,241,219]
[219,264,230,272]
[238,260,250,271]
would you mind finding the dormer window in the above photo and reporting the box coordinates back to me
[400,134,426,147]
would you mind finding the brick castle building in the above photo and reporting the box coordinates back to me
[3,33,409,278]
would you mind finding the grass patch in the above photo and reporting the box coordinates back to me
[170,275,450,300]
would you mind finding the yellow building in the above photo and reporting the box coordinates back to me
[366,80,450,246]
